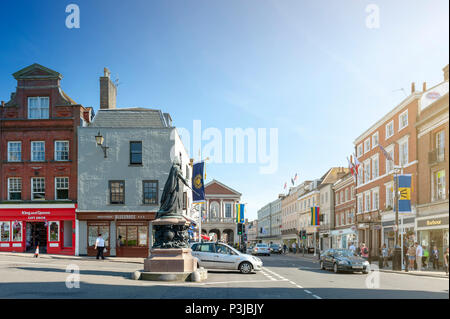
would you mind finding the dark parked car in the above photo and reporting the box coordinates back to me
[319,249,370,274]
[269,244,282,254]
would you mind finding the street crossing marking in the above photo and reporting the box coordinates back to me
[261,270,277,281]
[262,268,287,281]
[313,295,322,299]
[304,290,312,294]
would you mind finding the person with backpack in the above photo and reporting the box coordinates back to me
[361,243,369,260]
[430,246,440,270]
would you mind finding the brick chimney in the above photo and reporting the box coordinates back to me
[100,67,117,109]
[411,82,415,93]
[444,64,449,82]
[422,82,427,92]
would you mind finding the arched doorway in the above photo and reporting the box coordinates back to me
[222,229,234,245]
[209,229,221,242]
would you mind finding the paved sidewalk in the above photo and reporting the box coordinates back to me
[0,251,144,264]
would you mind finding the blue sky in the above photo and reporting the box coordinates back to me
[0,0,448,221]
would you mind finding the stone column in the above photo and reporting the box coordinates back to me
[220,199,223,221]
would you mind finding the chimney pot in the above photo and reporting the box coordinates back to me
[411,82,415,93]
[444,64,449,82]
[422,82,427,92]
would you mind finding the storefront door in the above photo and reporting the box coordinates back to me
[87,222,110,257]
[116,223,148,257]
[26,222,47,253]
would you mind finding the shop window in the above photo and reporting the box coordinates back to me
[32,177,45,200]
[48,221,59,242]
[12,221,22,242]
[55,177,69,200]
[436,130,445,162]
[8,178,22,200]
[117,225,148,247]
[54,141,69,161]
[434,170,446,201]
[143,180,158,204]
[0,222,10,242]
[130,141,142,165]
[88,224,110,247]
[109,181,125,204]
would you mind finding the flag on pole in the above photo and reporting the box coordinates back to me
[294,173,298,182]
[378,145,393,161]
[283,182,287,190]
[192,161,205,203]
[395,174,412,214]
[311,206,320,226]
[291,178,294,186]
[236,203,245,223]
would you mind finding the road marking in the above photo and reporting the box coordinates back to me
[313,295,322,299]
[261,270,277,281]
[288,281,296,285]
[138,279,288,286]
[304,290,312,294]
[262,268,287,280]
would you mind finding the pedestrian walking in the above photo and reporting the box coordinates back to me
[444,247,449,276]
[415,242,423,271]
[407,244,416,271]
[361,243,369,260]
[430,246,440,270]
[292,242,297,254]
[283,243,287,254]
[349,242,356,254]
[422,246,429,269]
[381,244,389,268]
[95,234,105,260]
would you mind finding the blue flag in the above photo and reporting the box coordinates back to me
[395,174,412,214]
[192,161,205,203]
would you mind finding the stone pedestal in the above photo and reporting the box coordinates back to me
[144,248,197,273]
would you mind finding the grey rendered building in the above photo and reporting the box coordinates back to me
[76,107,192,257]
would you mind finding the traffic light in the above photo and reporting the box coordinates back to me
[300,230,306,239]
[237,223,243,235]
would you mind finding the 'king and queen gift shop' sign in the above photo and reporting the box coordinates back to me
[192,161,205,203]
[395,174,412,214]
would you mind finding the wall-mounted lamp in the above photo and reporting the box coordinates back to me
[95,131,109,158]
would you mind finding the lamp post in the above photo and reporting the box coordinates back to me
[95,131,109,158]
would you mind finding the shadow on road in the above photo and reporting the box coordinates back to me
[15,267,131,279]
[0,281,447,299]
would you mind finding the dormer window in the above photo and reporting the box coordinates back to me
[28,97,49,119]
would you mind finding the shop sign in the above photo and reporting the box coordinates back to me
[21,210,51,221]
[417,216,449,228]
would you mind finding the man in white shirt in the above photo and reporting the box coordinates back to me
[95,234,106,260]
[292,242,297,254]
[415,242,423,271]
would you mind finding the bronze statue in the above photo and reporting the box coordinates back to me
[156,157,189,219]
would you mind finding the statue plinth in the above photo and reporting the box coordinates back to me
[144,248,197,273]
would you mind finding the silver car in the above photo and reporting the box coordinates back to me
[252,243,271,256]
[191,242,263,274]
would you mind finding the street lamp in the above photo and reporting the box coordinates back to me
[95,131,109,158]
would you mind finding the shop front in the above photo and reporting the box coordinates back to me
[331,227,357,249]
[382,216,416,250]
[77,212,156,258]
[416,214,449,263]
[0,205,76,255]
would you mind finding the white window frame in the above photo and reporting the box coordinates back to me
[364,138,371,154]
[8,177,22,200]
[31,141,45,162]
[31,177,45,201]
[385,144,395,174]
[372,188,379,211]
[28,96,49,119]
[357,195,363,214]
[398,136,409,166]
[385,182,394,209]
[364,192,371,212]
[399,110,408,131]
[7,141,21,162]
[436,130,445,162]
[371,154,379,179]
[433,170,446,201]
[357,144,363,158]
[54,141,69,161]
[55,177,69,200]
[386,120,394,139]
[372,132,379,149]
[364,160,371,183]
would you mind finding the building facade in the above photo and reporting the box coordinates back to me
[76,72,192,257]
[0,63,91,255]
[257,197,282,244]
[416,65,449,262]
[202,180,241,245]
[298,180,321,251]
[247,220,258,246]
[354,82,423,258]
[331,173,357,249]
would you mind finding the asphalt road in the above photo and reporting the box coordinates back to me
[0,253,448,299]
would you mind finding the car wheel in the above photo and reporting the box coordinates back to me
[239,262,253,274]
[333,263,339,273]
[320,261,325,270]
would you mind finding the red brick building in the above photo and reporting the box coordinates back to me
[0,63,91,255]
